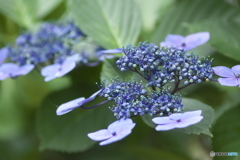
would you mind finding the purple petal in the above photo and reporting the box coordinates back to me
[165,34,184,45]
[181,110,202,120]
[152,117,173,125]
[160,42,172,48]
[56,97,85,115]
[57,59,76,77]
[87,129,112,141]
[169,113,182,121]
[212,66,235,78]
[0,72,8,80]
[66,54,80,62]
[0,63,19,74]
[231,65,240,75]
[99,130,132,146]
[184,32,210,50]
[218,77,239,86]
[97,48,123,54]
[175,116,203,128]
[16,64,34,76]
[108,118,135,132]
[155,123,177,131]
[0,47,9,64]
[41,64,60,76]
[78,90,101,106]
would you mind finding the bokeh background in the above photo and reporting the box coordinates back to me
[0,0,240,160]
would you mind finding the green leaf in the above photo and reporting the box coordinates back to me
[69,0,142,49]
[212,106,240,156]
[37,87,115,152]
[187,18,240,61]
[177,98,214,137]
[142,98,214,137]
[101,58,133,83]
[0,0,63,28]
[134,0,175,32]
[151,0,239,44]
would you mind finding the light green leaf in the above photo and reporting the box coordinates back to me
[101,58,133,83]
[151,0,239,44]
[69,0,142,49]
[187,18,240,61]
[37,88,115,152]
[212,106,240,155]
[142,98,214,137]
[0,0,63,28]
[134,0,175,32]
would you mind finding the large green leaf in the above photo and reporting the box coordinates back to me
[69,0,142,49]
[212,106,240,159]
[0,0,63,28]
[187,18,240,61]
[142,98,214,137]
[151,0,239,44]
[37,87,115,152]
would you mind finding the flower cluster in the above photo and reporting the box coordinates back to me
[55,32,213,146]
[0,22,118,81]
[117,42,213,89]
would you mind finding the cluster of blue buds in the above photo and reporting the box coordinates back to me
[117,42,213,90]
[0,22,117,81]
[9,22,84,66]
[99,80,183,119]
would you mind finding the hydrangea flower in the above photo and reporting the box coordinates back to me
[212,65,240,87]
[152,110,203,131]
[0,63,34,80]
[160,32,210,51]
[56,90,101,115]
[41,54,80,81]
[0,47,9,64]
[87,118,135,146]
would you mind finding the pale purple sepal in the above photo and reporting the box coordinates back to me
[0,47,9,64]
[213,65,240,87]
[79,90,101,105]
[97,48,123,61]
[88,118,135,146]
[56,90,101,115]
[56,97,85,115]
[41,54,79,81]
[0,63,34,80]
[160,32,210,51]
[152,110,203,131]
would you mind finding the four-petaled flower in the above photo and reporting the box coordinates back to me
[56,90,101,115]
[160,32,210,51]
[88,118,135,146]
[212,65,240,87]
[41,54,80,81]
[152,110,203,131]
[0,63,34,80]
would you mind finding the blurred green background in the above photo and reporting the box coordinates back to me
[0,0,240,160]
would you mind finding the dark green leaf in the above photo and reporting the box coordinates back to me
[151,0,239,44]
[212,106,240,158]
[37,87,115,152]
[187,18,240,61]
